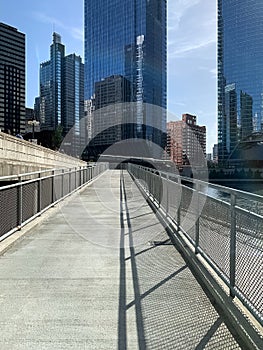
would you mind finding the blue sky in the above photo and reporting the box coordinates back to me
[1,0,217,152]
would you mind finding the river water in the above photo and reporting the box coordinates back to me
[205,180,263,215]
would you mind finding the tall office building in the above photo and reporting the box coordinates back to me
[218,0,263,163]
[39,33,84,148]
[40,33,65,131]
[84,0,167,149]
[63,54,84,136]
[0,23,25,135]
[88,75,132,158]
[213,144,218,163]
[167,114,206,167]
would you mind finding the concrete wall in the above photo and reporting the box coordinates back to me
[0,132,87,176]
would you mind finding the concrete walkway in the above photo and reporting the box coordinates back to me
[0,170,241,349]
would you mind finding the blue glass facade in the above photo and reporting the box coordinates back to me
[218,0,263,163]
[63,54,84,136]
[84,0,167,144]
[40,33,65,131]
[40,34,84,139]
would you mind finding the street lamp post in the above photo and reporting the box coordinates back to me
[28,119,40,141]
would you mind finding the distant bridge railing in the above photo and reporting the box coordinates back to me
[0,163,108,241]
[128,163,263,326]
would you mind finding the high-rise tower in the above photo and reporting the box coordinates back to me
[84,0,167,149]
[39,33,84,149]
[40,33,65,131]
[0,23,25,135]
[218,0,263,163]
[63,54,84,136]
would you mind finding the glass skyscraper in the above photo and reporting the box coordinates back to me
[63,54,84,136]
[39,33,84,149]
[218,0,263,163]
[84,0,167,147]
[40,33,65,131]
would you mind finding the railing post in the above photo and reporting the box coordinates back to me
[38,172,42,214]
[195,182,200,254]
[177,178,181,233]
[166,174,169,217]
[230,192,237,297]
[159,173,162,207]
[61,169,64,198]
[17,175,22,229]
[52,170,55,204]
[150,171,154,199]
[147,171,150,197]
[75,167,77,190]
[155,174,161,208]
[69,168,71,194]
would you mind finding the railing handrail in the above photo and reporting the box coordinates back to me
[0,164,100,183]
[137,164,263,203]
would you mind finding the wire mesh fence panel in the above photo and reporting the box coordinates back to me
[0,165,109,240]
[78,169,81,187]
[71,171,76,191]
[41,177,52,210]
[152,173,162,204]
[54,175,62,201]
[236,196,263,217]
[199,195,231,278]
[22,182,38,222]
[135,167,146,191]
[235,208,263,319]
[167,180,181,222]
[63,173,70,196]
[85,168,88,183]
[140,169,148,192]
[87,167,91,181]
[180,185,195,238]
[161,178,169,213]
[127,164,263,322]
[81,169,84,185]
[146,172,152,194]
[0,187,18,238]
[75,171,78,189]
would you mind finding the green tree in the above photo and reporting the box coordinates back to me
[52,125,63,150]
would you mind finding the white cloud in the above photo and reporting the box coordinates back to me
[167,0,217,151]
[169,38,216,58]
[33,12,65,29]
[168,0,216,58]
[71,27,83,41]
[168,0,201,32]
[32,11,83,41]
[174,102,186,106]
[210,68,217,78]
[198,66,217,78]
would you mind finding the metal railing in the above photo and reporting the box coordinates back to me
[128,163,263,325]
[0,163,108,241]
